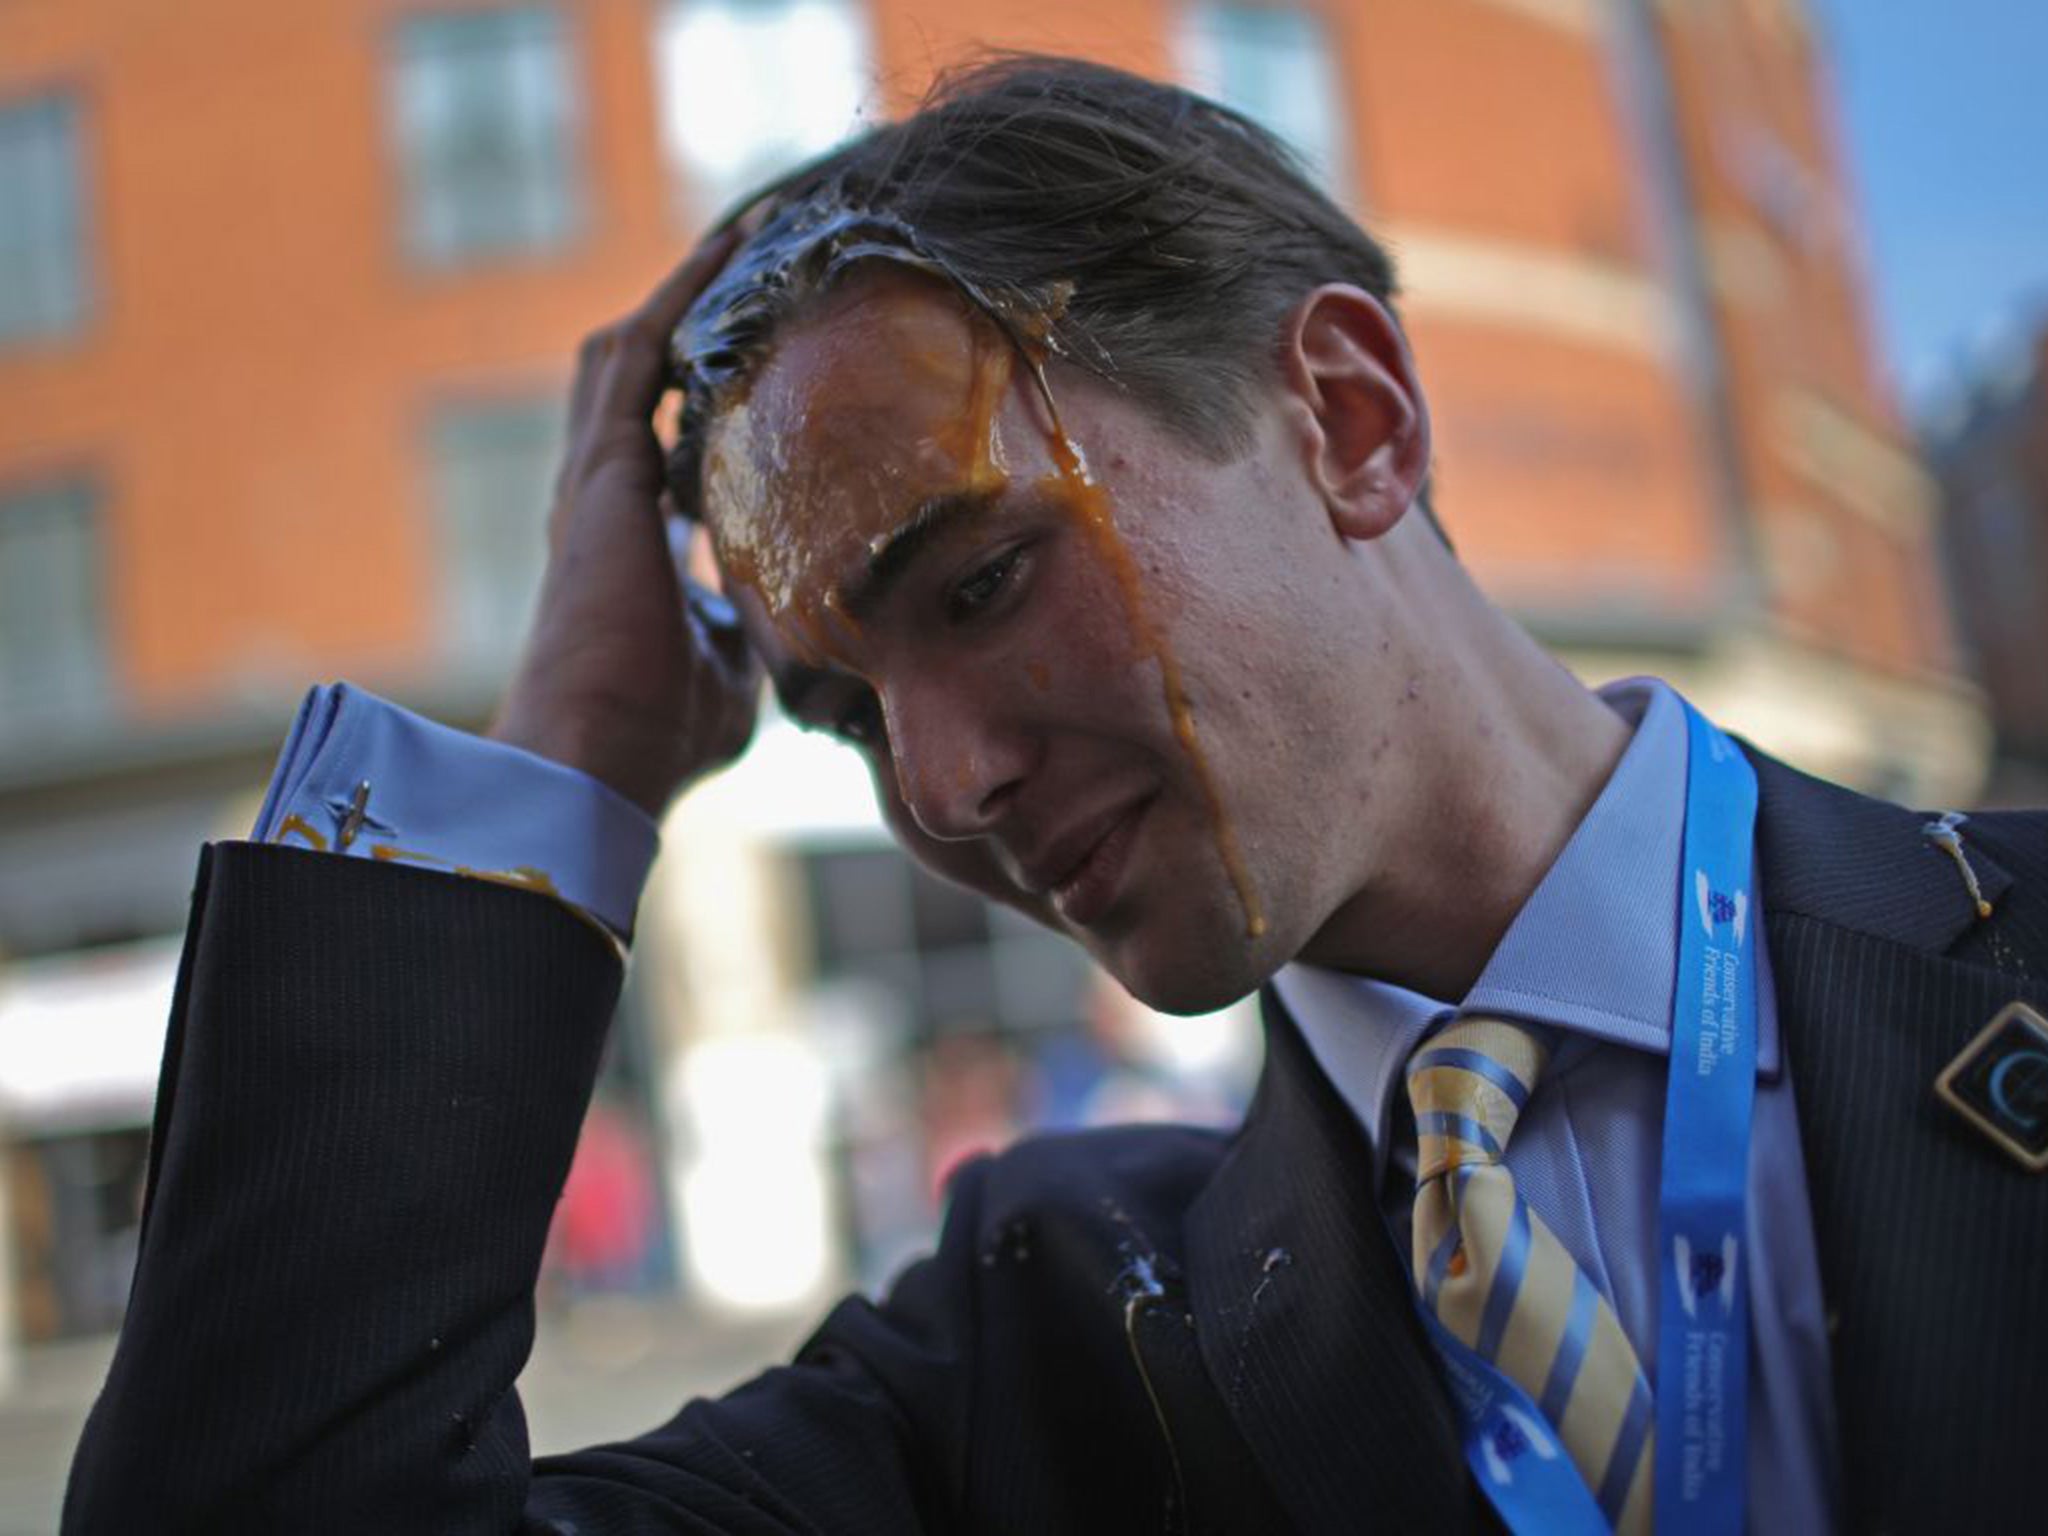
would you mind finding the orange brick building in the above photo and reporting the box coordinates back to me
[0,0,1983,1336]
[0,0,1975,788]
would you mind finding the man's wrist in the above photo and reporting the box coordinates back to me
[487,703,681,820]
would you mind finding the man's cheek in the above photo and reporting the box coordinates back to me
[871,752,1056,925]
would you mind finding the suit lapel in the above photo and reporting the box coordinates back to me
[1752,750,2047,1530]
[1175,748,2039,1530]
[1181,990,1487,1533]
[1748,748,2013,951]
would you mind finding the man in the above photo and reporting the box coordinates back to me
[64,57,2048,1535]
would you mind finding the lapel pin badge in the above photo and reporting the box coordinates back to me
[1935,1000,2048,1172]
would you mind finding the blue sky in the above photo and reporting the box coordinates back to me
[1812,0,2048,419]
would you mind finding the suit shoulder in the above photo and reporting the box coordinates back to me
[817,1122,1231,1388]
[955,1120,1233,1237]
[1958,806,2048,872]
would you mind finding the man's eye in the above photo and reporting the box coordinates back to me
[947,548,1025,622]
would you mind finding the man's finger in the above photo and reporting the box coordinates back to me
[590,318,670,423]
[590,226,748,424]
[567,325,617,429]
[633,223,744,337]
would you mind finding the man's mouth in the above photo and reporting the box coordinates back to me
[1047,797,1152,928]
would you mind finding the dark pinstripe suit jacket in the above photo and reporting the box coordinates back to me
[65,750,2048,1534]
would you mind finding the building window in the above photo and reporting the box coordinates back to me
[1180,3,1349,197]
[0,93,89,345]
[426,399,564,670]
[0,479,110,734]
[653,0,870,220]
[390,7,580,268]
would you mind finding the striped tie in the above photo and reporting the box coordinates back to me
[1408,1017,1653,1535]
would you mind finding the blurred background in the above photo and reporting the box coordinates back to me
[1,0,2044,1526]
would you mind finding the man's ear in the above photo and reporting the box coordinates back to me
[1277,285,1431,542]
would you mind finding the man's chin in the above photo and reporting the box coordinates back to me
[1000,872,1280,1015]
[1095,928,1275,1018]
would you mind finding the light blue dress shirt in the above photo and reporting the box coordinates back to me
[254,683,659,940]
[1275,679,1841,1532]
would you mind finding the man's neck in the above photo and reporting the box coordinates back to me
[1299,596,1632,1002]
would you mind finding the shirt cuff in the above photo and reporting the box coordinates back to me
[252,683,660,942]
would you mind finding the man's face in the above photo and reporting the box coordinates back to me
[701,268,1391,1013]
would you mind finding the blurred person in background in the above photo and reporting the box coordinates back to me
[916,1029,1023,1204]
[543,1097,658,1306]
[65,56,2048,1536]
[1031,973,1242,1133]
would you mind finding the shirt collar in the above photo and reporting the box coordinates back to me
[1464,677,1689,1053]
[1272,678,1778,1180]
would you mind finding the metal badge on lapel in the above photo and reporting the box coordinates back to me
[1936,1000,2048,1172]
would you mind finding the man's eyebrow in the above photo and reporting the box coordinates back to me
[837,489,1001,621]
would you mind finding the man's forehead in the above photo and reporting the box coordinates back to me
[706,294,973,536]
[698,262,1023,642]
[748,267,991,418]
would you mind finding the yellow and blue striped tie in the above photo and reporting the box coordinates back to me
[1408,1017,1654,1535]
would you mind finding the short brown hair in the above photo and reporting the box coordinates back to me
[671,54,1406,500]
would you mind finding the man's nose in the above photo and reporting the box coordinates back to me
[881,675,1032,842]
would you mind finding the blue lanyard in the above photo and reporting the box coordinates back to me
[1421,700,1758,1535]
[1423,1310,1614,1534]
[1652,700,1757,1534]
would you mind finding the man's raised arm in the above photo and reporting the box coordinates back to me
[58,239,938,1533]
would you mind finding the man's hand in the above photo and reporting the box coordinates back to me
[491,231,760,817]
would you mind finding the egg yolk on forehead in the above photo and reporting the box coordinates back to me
[701,279,1015,661]
[701,272,1264,940]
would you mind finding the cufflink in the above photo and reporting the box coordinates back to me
[338,779,372,850]
[1935,1000,2048,1172]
